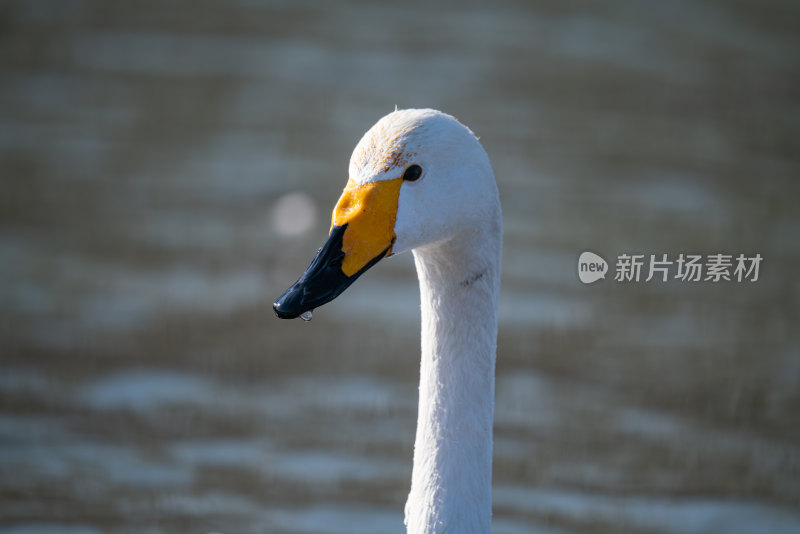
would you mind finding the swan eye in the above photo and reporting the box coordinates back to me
[403,164,423,182]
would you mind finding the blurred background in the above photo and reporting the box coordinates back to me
[1,0,799,533]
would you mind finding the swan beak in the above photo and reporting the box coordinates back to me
[273,177,403,319]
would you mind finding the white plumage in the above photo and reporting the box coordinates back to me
[353,109,502,533]
[276,108,502,533]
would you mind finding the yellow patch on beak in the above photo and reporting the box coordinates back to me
[331,177,403,277]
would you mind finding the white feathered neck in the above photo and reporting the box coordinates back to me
[404,196,502,534]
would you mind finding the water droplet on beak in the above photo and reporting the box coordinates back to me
[300,310,313,322]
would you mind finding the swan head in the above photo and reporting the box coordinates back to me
[274,108,498,319]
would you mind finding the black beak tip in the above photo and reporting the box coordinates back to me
[273,302,299,319]
[272,224,389,321]
[273,287,305,320]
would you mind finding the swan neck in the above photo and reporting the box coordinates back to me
[405,230,501,534]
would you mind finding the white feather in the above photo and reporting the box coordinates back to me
[350,109,502,534]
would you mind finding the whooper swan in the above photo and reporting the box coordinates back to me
[275,108,502,534]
